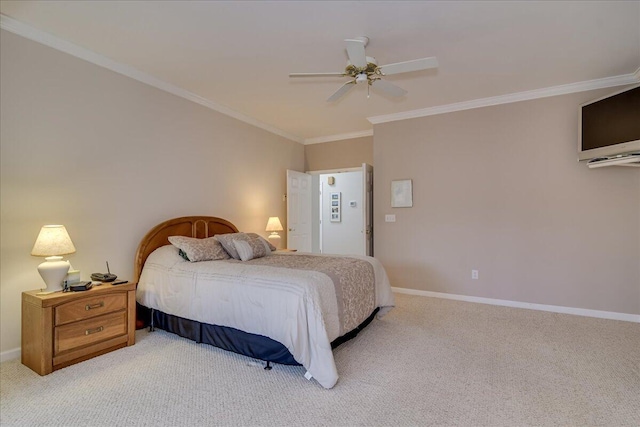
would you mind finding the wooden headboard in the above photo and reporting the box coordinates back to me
[133,216,238,283]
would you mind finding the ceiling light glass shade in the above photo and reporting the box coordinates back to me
[31,225,76,293]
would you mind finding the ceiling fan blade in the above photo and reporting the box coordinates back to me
[289,72,346,78]
[377,57,439,75]
[372,79,407,97]
[345,39,368,68]
[327,80,356,102]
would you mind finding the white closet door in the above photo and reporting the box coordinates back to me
[286,170,312,252]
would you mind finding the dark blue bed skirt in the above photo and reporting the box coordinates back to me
[137,304,379,366]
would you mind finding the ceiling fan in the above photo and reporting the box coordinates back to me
[289,37,438,102]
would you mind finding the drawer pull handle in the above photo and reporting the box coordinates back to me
[85,326,104,336]
[85,302,104,311]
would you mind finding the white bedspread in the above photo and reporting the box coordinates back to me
[136,246,395,389]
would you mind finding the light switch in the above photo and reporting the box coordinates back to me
[385,214,396,222]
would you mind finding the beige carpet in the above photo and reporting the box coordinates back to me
[1,293,639,426]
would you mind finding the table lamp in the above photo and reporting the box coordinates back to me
[265,216,284,249]
[31,225,76,293]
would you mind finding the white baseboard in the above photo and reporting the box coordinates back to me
[0,291,635,362]
[392,287,640,323]
[1,347,21,363]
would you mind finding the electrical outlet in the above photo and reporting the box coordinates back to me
[472,270,479,280]
[385,214,396,222]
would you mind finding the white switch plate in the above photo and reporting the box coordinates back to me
[385,214,396,222]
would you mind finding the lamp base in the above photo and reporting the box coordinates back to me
[37,256,70,293]
[267,232,282,250]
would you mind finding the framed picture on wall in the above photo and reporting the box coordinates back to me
[330,192,341,222]
[391,179,413,208]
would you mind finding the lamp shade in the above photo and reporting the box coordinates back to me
[31,225,76,256]
[265,217,284,232]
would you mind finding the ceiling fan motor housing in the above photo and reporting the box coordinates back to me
[346,56,379,82]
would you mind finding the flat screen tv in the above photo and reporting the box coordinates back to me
[578,85,640,161]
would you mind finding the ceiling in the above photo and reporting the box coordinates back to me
[1,1,639,144]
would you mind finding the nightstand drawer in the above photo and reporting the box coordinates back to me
[55,311,127,354]
[55,293,127,326]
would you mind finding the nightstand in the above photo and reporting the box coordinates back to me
[21,282,136,375]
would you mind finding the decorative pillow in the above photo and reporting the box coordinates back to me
[234,238,267,261]
[167,236,230,262]
[215,232,272,260]
[214,233,243,259]
[248,233,277,251]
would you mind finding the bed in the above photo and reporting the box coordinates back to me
[134,216,395,388]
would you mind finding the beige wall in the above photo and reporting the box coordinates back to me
[0,31,304,355]
[2,29,638,358]
[374,90,640,315]
[304,136,373,171]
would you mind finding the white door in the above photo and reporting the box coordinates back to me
[320,170,363,255]
[286,170,312,252]
[362,163,374,256]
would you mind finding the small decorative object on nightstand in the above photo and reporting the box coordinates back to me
[21,281,136,375]
[31,225,76,294]
[65,266,81,286]
[265,216,284,249]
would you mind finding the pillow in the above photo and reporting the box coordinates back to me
[234,239,267,261]
[167,236,230,262]
[215,232,272,260]
[248,233,277,251]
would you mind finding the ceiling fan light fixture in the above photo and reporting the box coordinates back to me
[289,36,438,102]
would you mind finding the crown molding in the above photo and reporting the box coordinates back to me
[368,72,640,125]
[304,129,373,145]
[3,14,638,144]
[299,69,640,142]
[0,14,304,144]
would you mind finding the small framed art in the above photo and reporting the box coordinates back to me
[330,192,341,222]
[391,179,413,208]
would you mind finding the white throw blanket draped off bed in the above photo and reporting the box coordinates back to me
[136,246,395,388]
